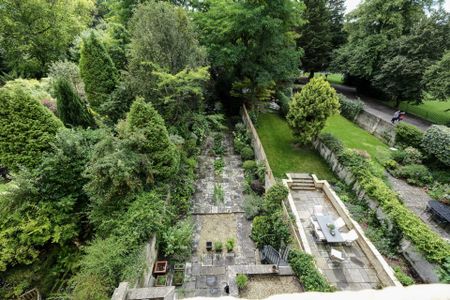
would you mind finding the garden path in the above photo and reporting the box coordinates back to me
[179,133,258,298]
[387,174,450,240]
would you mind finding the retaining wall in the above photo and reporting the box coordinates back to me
[353,110,396,145]
[313,139,441,283]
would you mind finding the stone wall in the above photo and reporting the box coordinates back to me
[241,105,276,188]
[353,110,396,145]
[313,140,441,283]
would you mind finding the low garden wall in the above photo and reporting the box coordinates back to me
[242,105,276,189]
[313,139,442,283]
[353,110,396,146]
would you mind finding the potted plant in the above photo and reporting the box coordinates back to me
[173,271,184,286]
[327,223,336,236]
[154,260,168,274]
[235,274,248,290]
[214,241,223,252]
[155,275,168,287]
[206,241,213,251]
[225,238,235,252]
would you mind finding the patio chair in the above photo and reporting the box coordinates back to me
[309,217,320,230]
[312,205,324,219]
[334,217,346,231]
[341,229,358,246]
[330,248,345,263]
[313,227,326,242]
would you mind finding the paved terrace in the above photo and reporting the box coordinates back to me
[285,174,400,291]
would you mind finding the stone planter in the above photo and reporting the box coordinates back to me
[173,271,185,286]
[174,263,185,271]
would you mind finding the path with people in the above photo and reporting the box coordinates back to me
[330,83,432,131]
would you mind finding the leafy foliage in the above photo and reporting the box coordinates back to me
[423,50,450,101]
[287,77,340,144]
[194,0,303,104]
[0,0,94,77]
[395,123,424,149]
[318,133,344,156]
[48,60,85,98]
[243,192,263,220]
[393,266,415,286]
[422,125,450,166]
[54,78,96,128]
[288,250,333,292]
[235,274,248,289]
[250,211,290,249]
[0,81,63,171]
[80,33,118,111]
[338,95,364,120]
[161,219,194,261]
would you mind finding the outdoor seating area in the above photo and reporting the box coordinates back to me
[285,174,388,290]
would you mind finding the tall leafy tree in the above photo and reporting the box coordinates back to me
[0,0,94,78]
[0,80,63,171]
[80,33,118,111]
[327,0,346,50]
[54,79,96,128]
[195,0,303,107]
[423,51,450,101]
[287,77,340,144]
[298,0,332,79]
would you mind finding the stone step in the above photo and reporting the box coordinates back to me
[292,179,315,184]
[290,185,316,191]
[289,173,312,179]
[290,182,315,187]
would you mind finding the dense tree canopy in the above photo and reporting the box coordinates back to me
[194,0,304,106]
[0,0,94,78]
[0,81,63,171]
[423,50,450,101]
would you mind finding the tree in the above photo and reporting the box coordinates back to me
[0,80,63,171]
[0,0,94,78]
[194,0,303,106]
[80,33,118,111]
[298,0,332,79]
[48,60,86,98]
[327,0,346,50]
[287,77,340,144]
[423,51,450,101]
[54,79,96,128]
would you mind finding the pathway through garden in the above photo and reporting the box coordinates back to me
[178,133,258,298]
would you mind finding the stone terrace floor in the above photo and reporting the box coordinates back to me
[290,188,382,290]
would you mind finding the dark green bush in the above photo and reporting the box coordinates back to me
[288,250,333,292]
[395,123,424,149]
[393,164,432,186]
[240,146,254,161]
[243,160,257,173]
[243,192,263,219]
[319,133,344,156]
[278,91,291,117]
[402,147,423,164]
[422,125,450,166]
[428,183,450,204]
[338,95,364,120]
[393,267,415,286]
[251,210,291,249]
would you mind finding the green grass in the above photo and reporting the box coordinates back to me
[303,73,344,85]
[256,113,336,181]
[323,115,390,168]
[0,182,10,193]
[386,100,450,125]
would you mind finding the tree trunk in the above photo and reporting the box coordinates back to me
[395,97,400,108]
[308,71,315,80]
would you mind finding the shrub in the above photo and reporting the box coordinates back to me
[213,184,224,204]
[235,274,248,289]
[287,77,340,144]
[262,183,289,214]
[214,158,225,176]
[390,149,406,163]
[383,159,399,171]
[212,133,225,155]
[288,250,333,292]
[243,193,263,219]
[395,123,423,149]
[0,81,63,171]
[161,219,194,261]
[422,125,450,166]
[338,95,364,120]
[428,183,450,205]
[240,146,254,161]
[214,241,223,252]
[226,238,235,252]
[251,210,291,249]
[319,133,344,156]
[393,164,432,186]
[394,266,415,286]
[278,91,291,117]
[243,160,257,174]
[402,147,423,164]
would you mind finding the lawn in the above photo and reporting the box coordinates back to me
[256,113,336,181]
[323,114,390,168]
[0,182,11,193]
[388,100,450,125]
[302,73,344,85]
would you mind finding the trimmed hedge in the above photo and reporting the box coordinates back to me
[422,125,450,166]
[288,250,334,292]
[395,123,423,149]
[338,95,364,120]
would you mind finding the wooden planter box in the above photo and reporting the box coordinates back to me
[155,275,167,287]
[154,260,168,274]
[173,271,185,286]
[174,263,185,271]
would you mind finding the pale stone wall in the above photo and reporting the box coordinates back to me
[313,139,441,283]
[353,110,396,145]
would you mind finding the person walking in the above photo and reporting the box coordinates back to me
[391,110,400,123]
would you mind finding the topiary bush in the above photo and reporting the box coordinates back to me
[338,95,364,120]
[395,123,424,149]
[240,146,254,161]
[422,125,450,166]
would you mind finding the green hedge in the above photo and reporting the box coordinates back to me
[288,250,334,292]
[422,125,450,166]
[338,149,450,264]
[395,123,424,149]
[319,133,344,156]
[338,95,364,120]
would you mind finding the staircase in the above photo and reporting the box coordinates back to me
[288,173,316,191]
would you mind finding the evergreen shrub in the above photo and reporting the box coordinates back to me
[395,123,423,149]
[422,125,450,166]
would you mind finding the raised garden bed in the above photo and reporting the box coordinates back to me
[153,260,168,275]
[155,275,168,287]
[173,271,185,286]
